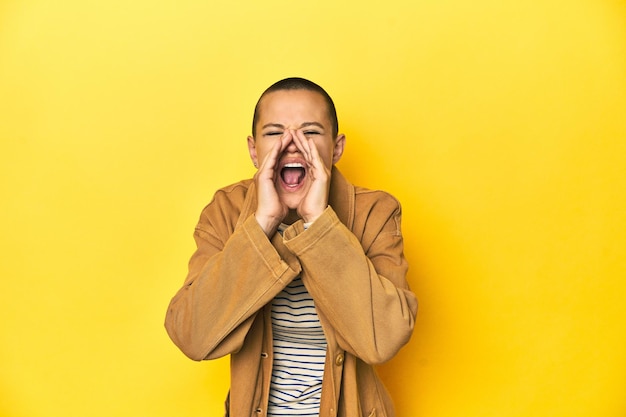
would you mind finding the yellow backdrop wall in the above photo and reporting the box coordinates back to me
[1,0,625,416]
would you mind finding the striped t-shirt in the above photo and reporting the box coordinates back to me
[267,275,327,416]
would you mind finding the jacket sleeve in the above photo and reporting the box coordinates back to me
[281,195,417,365]
[164,191,302,361]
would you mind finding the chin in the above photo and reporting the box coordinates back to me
[279,193,304,211]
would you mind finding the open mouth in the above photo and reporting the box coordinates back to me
[280,162,306,188]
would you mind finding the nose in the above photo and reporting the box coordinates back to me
[285,137,298,153]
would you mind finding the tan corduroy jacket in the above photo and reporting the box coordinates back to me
[165,167,418,417]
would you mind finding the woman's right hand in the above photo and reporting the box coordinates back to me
[253,131,293,236]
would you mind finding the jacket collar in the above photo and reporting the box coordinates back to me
[327,166,355,229]
[236,166,355,230]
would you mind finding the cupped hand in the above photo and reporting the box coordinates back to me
[291,129,331,224]
[253,131,293,236]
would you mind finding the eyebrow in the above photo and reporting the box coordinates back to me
[261,122,325,130]
[301,122,325,129]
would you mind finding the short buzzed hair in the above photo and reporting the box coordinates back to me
[251,77,339,138]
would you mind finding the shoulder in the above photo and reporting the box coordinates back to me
[350,184,404,241]
[197,179,253,229]
[353,185,402,214]
[210,179,253,205]
[330,167,402,225]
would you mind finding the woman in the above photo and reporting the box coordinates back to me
[165,77,417,417]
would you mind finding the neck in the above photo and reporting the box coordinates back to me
[283,209,300,225]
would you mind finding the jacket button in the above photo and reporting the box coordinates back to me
[255,407,263,414]
[335,353,344,366]
[261,352,268,358]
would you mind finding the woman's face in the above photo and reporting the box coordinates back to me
[247,89,345,210]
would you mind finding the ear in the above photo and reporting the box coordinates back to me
[332,134,346,165]
[247,135,258,167]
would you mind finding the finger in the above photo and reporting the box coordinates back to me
[306,139,327,182]
[279,130,294,154]
[295,130,321,169]
[293,129,312,162]
[258,137,283,179]
[307,136,322,167]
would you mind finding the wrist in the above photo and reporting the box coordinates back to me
[254,212,280,237]
[301,206,328,224]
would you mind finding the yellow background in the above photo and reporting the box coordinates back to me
[1,0,625,416]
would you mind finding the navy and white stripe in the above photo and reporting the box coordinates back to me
[268,275,327,416]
